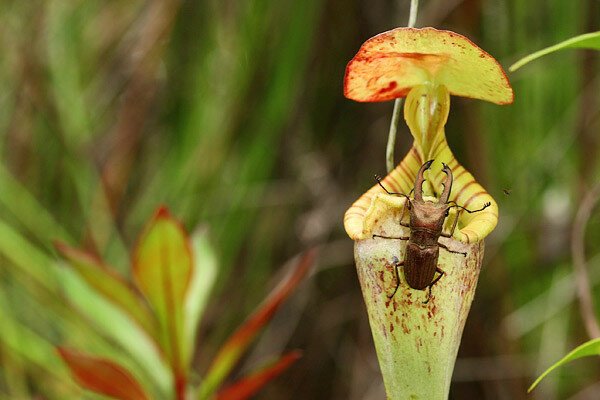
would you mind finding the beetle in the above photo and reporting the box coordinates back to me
[373,160,491,303]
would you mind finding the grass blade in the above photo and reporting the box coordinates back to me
[510,31,600,71]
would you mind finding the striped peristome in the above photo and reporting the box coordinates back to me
[344,84,497,244]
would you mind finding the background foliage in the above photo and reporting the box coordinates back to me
[0,0,598,399]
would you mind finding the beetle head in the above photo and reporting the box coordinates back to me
[410,160,453,234]
[410,199,448,233]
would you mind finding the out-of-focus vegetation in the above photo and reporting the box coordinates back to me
[529,337,600,393]
[0,0,598,399]
[55,208,313,399]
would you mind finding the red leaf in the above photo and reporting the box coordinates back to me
[198,250,316,399]
[58,347,150,400]
[215,351,302,400]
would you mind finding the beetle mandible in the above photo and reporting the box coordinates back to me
[374,160,491,303]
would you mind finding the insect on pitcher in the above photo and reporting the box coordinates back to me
[374,160,491,302]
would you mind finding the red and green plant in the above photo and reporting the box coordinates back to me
[55,206,315,400]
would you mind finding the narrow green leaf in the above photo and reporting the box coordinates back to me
[215,351,302,400]
[184,230,218,365]
[55,242,158,342]
[0,163,72,247]
[197,250,316,400]
[58,347,150,400]
[58,265,173,397]
[510,31,600,71]
[133,206,193,380]
[0,219,58,293]
[0,288,66,382]
[528,337,600,392]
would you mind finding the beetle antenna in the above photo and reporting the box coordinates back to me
[374,175,411,201]
[447,201,492,213]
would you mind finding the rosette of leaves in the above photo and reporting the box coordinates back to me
[55,206,315,400]
[343,28,513,399]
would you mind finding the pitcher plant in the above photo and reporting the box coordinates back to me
[343,27,513,399]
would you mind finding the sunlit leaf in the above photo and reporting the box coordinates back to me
[215,351,302,400]
[184,230,218,364]
[510,31,600,71]
[55,242,159,341]
[132,206,192,379]
[58,266,172,396]
[58,347,150,400]
[344,27,513,104]
[0,220,58,293]
[528,337,600,393]
[197,250,316,400]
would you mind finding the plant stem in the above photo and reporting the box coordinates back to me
[571,183,600,339]
[386,100,403,173]
[407,0,419,27]
[386,0,419,173]
[176,375,187,400]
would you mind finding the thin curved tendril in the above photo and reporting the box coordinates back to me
[571,183,600,339]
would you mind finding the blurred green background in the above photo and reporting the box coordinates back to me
[0,0,599,399]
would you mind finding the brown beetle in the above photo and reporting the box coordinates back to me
[374,160,490,303]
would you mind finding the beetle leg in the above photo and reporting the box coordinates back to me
[373,234,409,240]
[424,287,432,304]
[441,208,462,238]
[423,268,445,304]
[448,201,492,214]
[398,197,411,227]
[388,259,404,299]
[375,175,412,228]
[438,242,467,257]
[442,199,491,237]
